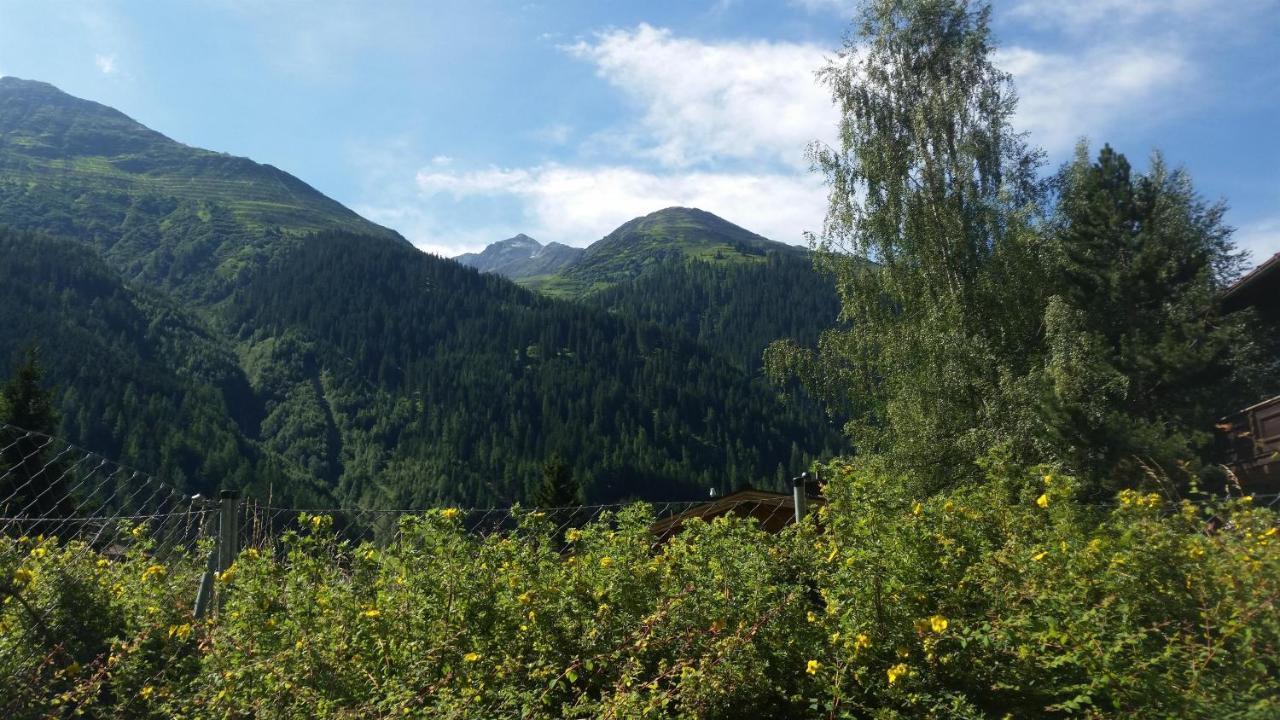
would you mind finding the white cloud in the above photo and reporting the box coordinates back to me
[997,45,1191,154]
[1235,216,1280,268]
[94,53,117,75]
[1008,0,1221,32]
[430,155,453,166]
[380,163,826,255]
[565,24,836,169]
[789,0,857,15]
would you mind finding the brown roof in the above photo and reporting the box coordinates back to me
[1223,251,1280,312]
[649,488,824,540]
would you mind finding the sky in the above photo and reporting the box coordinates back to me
[0,0,1277,268]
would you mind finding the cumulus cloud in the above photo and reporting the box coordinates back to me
[94,53,117,75]
[997,45,1191,154]
[1008,0,1224,32]
[409,163,826,251]
[564,24,836,169]
[355,25,838,255]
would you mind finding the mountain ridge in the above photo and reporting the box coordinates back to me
[0,76,404,300]
[455,206,808,296]
[0,78,841,506]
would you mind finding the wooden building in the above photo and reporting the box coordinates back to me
[1218,251,1280,490]
[649,486,824,541]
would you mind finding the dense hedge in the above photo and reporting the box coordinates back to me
[2,462,1277,718]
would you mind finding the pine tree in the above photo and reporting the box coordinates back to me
[0,347,69,518]
[532,452,578,508]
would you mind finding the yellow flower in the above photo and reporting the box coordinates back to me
[139,685,155,700]
[517,591,532,604]
[96,559,109,569]
[141,564,166,582]
[244,548,260,560]
[1036,493,1049,509]
[441,507,460,520]
[1032,550,1047,562]
[886,663,909,685]
[826,546,838,563]
[168,624,193,641]
[599,556,614,568]
[131,525,145,539]
[806,610,817,623]
[565,529,582,543]
[911,501,922,516]
[806,659,821,676]
[943,500,954,513]
[463,652,481,663]
[929,615,948,633]
[362,607,381,618]
[854,633,871,650]
[12,568,33,586]
[1043,474,1054,485]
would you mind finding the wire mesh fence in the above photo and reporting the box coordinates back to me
[3,419,1278,709]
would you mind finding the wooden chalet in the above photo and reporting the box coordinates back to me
[1218,251,1280,490]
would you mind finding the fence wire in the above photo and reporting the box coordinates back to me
[2,420,1277,712]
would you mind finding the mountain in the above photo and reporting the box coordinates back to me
[457,207,840,372]
[455,233,583,279]
[525,207,808,297]
[0,79,841,506]
[0,76,403,300]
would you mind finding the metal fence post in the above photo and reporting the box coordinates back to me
[217,489,239,573]
[792,472,809,524]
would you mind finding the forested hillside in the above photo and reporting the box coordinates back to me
[459,207,842,372]
[0,78,842,507]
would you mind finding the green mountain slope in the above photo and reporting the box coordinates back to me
[0,77,402,300]
[0,79,842,506]
[0,226,335,503]
[460,208,840,372]
[227,232,839,504]
[525,207,807,297]
[587,253,841,372]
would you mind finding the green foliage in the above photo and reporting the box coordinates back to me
[768,0,1047,487]
[533,452,579,508]
[1036,145,1270,490]
[768,0,1277,492]
[3,464,1277,718]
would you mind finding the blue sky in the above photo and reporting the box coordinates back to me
[1,0,1277,267]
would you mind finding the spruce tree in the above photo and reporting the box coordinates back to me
[532,452,578,508]
[0,347,69,518]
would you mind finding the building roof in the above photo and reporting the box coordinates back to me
[1223,251,1280,313]
[648,488,824,539]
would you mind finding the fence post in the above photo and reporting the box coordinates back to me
[792,472,809,524]
[217,490,239,573]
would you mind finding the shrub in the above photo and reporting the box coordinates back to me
[2,464,1277,718]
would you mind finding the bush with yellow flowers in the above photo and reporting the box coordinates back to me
[1,462,1277,718]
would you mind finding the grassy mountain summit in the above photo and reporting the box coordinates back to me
[517,207,808,297]
[0,76,402,299]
